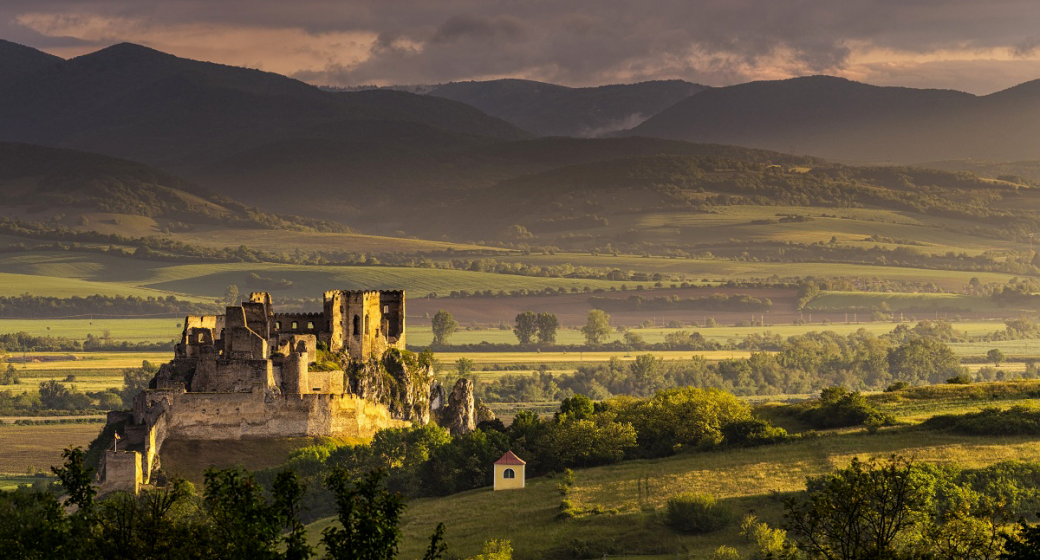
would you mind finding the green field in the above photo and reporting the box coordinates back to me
[0,251,633,300]
[806,291,995,313]
[297,380,1040,559]
[490,253,1022,291]
[0,318,181,342]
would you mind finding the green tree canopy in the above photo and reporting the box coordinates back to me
[581,310,612,346]
[431,310,458,346]
[513,312,537,345]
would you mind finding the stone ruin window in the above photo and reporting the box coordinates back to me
[307,321,314,330]
[275,321,281,330]
[384,305,389,313]
[197,333,204,343]
[353,315,361,339]
[503,468,515,479]
[291,321,299,330]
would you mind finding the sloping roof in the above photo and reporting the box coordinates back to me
[494,450,526,465]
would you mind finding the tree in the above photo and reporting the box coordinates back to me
[513,312,537,345]
[39,380,73,410]
[536,313,559,345]
[784,456,937,560]
[120,360,158,408]
[455,357,474,377]
[1002,515,1040,559]
[204,467,283,560]
[888,338,964,384]
[0,363,18,385]
[322,469,406,560]
[988,348,1006,367]
[629,354,663,396]
[581,310,612,346]
[557,394,594,421]
[431,311,457,346]
[223,284,240,305]
[52,447,96,515]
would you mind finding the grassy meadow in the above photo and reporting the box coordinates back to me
[302,380,1040,560]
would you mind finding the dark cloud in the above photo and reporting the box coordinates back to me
[4,0,1040,91]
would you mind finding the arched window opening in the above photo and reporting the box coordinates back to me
[275,321,281,330]
[307,321,314,330]
[291,321,298,330]
[503,468,515,479]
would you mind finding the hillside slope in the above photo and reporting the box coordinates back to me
[429,79,706,137]
[628,75,1040,163]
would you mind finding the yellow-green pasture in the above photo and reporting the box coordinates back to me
[307,427,1040,560]
[806,291,996,313]
[0,318,182,342]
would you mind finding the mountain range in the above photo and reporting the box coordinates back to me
[426,79,707,137]
[627,75,1040,162]
[4,39,1040,235]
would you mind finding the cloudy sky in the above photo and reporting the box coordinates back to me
[4,0,1040,94]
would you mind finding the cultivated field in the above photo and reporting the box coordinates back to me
[0,422,102,475]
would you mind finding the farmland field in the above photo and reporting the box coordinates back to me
[0,423,102,475]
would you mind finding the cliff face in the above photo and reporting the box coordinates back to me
[347,348,440,424]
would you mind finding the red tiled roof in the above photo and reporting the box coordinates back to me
[494,450,526,465]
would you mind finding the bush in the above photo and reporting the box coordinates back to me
[664,493,732,534]
[721,418,788,446]
[798,387,895,429]
[922,406,1040,436]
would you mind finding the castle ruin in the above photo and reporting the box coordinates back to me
[101,290,440,492]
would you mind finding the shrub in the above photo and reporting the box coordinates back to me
[664,493,732,534]
[922,406,1040,436]
[797,387,895,429]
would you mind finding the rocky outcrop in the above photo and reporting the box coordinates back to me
[440,378,477,436]
[347,348,437,424]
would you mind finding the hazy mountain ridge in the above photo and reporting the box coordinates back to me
[0,42,529,169]
[627,75,1040,162]
[428,78,707,137]
[0,39,62,83]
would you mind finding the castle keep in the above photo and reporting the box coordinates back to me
[101,290,429,493]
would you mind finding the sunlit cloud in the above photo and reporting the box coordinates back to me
[15,12,377,77]
[6,1,1040,92]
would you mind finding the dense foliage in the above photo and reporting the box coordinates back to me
[257,387,782,522]
[0,294,219,318]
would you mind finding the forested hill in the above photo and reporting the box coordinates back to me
[428,78,707,137]
[0,142,349,234]
[0,41,528,169]
[627,75,1040,163]
[411,153,1040,256]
